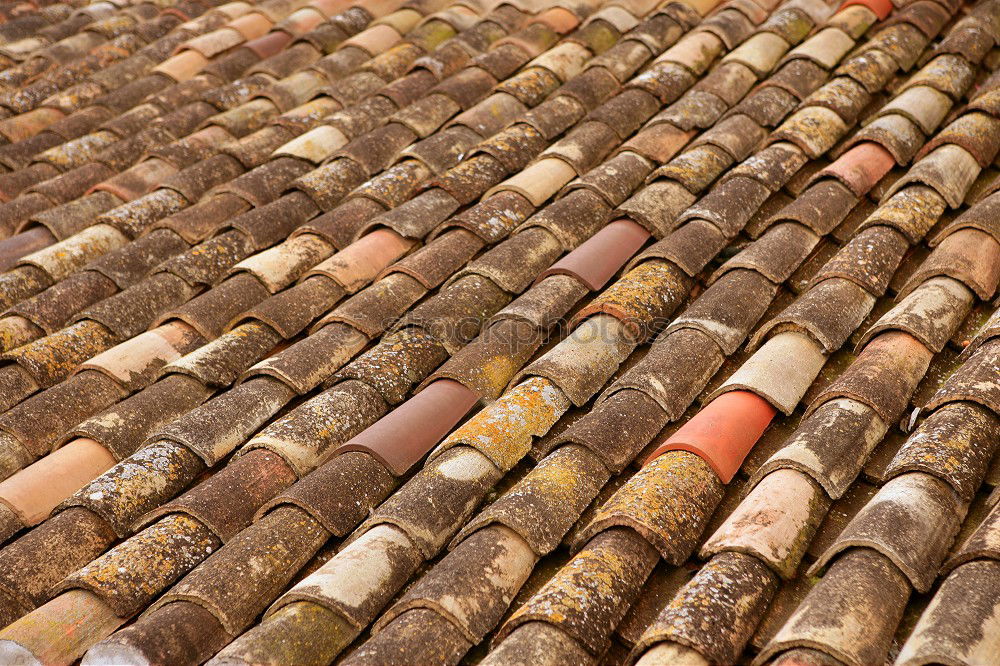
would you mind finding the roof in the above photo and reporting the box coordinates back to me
[0,0,996,663]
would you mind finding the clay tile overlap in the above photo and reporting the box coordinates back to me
[0,0,995,663]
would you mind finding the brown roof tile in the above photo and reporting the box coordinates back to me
[762,548,911,665]
[1,0,1000,664]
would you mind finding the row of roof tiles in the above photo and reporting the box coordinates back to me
[0,0,996,663]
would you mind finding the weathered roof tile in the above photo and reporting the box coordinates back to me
[0,1,997,663]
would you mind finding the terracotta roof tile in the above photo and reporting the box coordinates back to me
[0,0,999,663]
